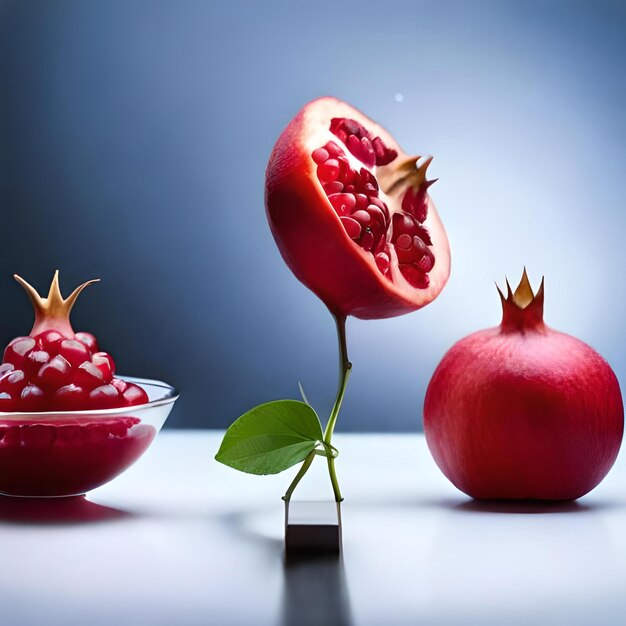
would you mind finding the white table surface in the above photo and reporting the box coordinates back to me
[1,431,625,626]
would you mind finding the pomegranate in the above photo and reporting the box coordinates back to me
[0,271,149,411]
[265,97,450,319]
[424,270,624,500]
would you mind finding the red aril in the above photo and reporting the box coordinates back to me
[4,337,36,367]
[38,330,64,353]
[55,384,88,410]
[265,97,450,319]
[0,363,14,377]
[92,351,115,380]
[38,355,72,391]
[0,370,27,396]
[58,339,90,367]
[424,270,624,500]
[74,361,105,391]
[0,392,14,411]
[89,384,121,409]
[23,350,50,378]
[75,332,99,352]
[122,383,149,406]
[0,272,150,412]
[20,384,45,411]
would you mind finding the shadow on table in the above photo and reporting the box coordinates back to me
[282,553,352,626]
[216,508,353,625]
[0,495,135,525]
[452,498,591,515]
[364,494,623,515]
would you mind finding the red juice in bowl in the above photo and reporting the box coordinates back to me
[0,416,156,497]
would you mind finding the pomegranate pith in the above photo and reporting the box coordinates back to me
[424,270,624,500]
[266,97,450,319]
[0,272,148,412]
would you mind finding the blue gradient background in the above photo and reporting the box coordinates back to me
[0,0,624,430]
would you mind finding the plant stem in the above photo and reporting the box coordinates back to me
[282,450,315,502]
[323,313,351,502]
[282,312,351,503]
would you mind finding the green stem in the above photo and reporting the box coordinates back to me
[323,313,351,502]
[282,312,351,503]
[282,450,315,502]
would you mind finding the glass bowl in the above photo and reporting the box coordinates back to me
[0,376,178,498]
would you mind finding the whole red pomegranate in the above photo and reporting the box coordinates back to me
[0,271,148,411]
[424,271,623,500]
[265,97,450,319]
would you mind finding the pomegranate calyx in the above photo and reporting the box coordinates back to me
[14,271,100,338]
[377,155,435,196]
[497,268,545,333]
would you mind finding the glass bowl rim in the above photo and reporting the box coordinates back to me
[0,375,179,419]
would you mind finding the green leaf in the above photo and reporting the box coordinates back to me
[215,400,324,475]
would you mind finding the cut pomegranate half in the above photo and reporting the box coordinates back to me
[265,97,450,319]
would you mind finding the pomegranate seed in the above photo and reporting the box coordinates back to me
[417,254,434,272]
[400,265,430,289]
[37,330,65,353]
[123,383,149,406]
[0,370,27,395]
[0,392,15,412]
[38,355,72,391]
[372,136,386,159]
[92,351,115,380]
[402,186,429,223]
[360,136,375,167]
[311,147,330,164]
[355,194,368,210]
[361,230,375,252]
[340,217,361,239]
[317,159,340,182]
[328,193,356,216]
[366,205,386,226]
[0,363,14,377]
[55,384,88,410]
[20,384,45,411]
[74,361,105,391]
[396,245,421,265]
[4,337,36,367]
[324,141,343,157]
[343,118,361,134]
[396,234,413,250]
[75,331,99,353]
[393,212,420,237]
[323,181,343,194]
[23,350,50,378]
[351,210,372,226]
[368,196,389,214]
[347,134,362,158]
[375,252,390,274]
[89,384,121,409]
[111,378,128,393]
[58,339,90,367]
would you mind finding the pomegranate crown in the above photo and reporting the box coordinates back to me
[14,270,100,338]
[496,268,545,332]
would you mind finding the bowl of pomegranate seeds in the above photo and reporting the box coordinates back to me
[0,272,178,497]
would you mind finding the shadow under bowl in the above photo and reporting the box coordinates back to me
[0,376,178,498]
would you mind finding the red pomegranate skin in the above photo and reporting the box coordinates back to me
[266,97,450,319]
[424,274,623,500]
[0,417,155,497]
